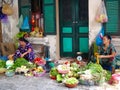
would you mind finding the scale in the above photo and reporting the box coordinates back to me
[76,52,82,61]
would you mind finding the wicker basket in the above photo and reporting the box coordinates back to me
[33,70,46,77]
[49,75,56,80]
[65,83,78,88]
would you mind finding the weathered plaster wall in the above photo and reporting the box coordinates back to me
[89,0,102,46]
[1,0,19,42]
[1,0,105,58]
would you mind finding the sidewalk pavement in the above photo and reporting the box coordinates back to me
[0,73,119,90]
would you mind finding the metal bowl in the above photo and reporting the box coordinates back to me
[5,70,15,77]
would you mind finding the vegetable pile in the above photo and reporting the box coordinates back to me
[78,62,112,85]
[49,61,112,87]
[64,77,79,84]
[10,58,36,70]
[0,60,6,68]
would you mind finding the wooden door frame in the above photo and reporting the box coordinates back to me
[56,0,61,59]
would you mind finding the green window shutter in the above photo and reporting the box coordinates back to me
[43,0,56,35]
[106,0,120,35]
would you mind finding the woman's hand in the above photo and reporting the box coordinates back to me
[20,48,32,58]
[20,54,25,58]
[98,53,116,59]
[98,55,105,58]
[8,54,14,60]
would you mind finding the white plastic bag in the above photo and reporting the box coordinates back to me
[95,0,108,23]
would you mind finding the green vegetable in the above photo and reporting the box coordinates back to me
[104,70,112,81]
[49,67,58,76]
[25,62,36,69]
[10,58,28,70]
[85,62,103,74]
[57,74,63,83]
[0,60,6,68]
[65,77,78,84]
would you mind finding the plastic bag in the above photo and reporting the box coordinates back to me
[16,15,23,28]
[95,0,108,23]
[96,27,104,46]
[21,16,30,32]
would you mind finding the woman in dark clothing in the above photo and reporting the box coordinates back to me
[8,37,35,62]
[98,34,116,74]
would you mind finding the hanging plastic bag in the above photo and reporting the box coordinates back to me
[95,0,108,23]
[16,15,23,28]
[21,16,30,32]
[96,26,104,46]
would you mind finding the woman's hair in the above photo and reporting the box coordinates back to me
[19,37,29,43]
[104,34,112,41]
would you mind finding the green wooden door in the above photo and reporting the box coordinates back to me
[59,0,89,57]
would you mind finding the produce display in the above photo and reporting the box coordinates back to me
[0,60,6,73]
[33,57,46,66]
[49,60,113,88]
[57,65,70,74]
[49,67,58,79]
[64,77,79,88]
[32,66,46,77]
[0,57,115,88]
[6,60,14,69]
[0,60,6,68]
[9,58,36,70]
[64,77,79,84]
[0,57,45,77]
[109,73,120,85]
[78,62,111,85]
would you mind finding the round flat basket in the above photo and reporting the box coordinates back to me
[50,75,56,80]
[65,83,78,88]
[58,69,69,74]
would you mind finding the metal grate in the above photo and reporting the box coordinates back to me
[20,0,31,6]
